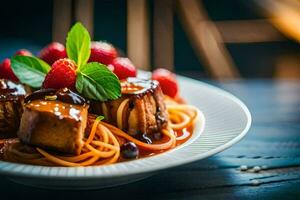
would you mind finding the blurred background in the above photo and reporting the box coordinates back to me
[0,0,299,80]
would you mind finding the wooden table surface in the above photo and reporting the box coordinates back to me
[1,79,300,199]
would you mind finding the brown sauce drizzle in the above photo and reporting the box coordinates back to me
[0,79,26,101]
[26,100,84,121]
[25,88,87,105]
[121,78,159,98]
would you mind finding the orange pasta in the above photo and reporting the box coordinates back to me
[1,98,200,167]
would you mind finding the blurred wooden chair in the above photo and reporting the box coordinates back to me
[53,0,299,79]
[153,0,299,79]
[52,0,239,79]
[127,0,241,79]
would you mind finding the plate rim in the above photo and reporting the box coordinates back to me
[0,76,251,179]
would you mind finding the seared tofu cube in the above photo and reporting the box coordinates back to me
[18,100,88,155]
[90,78,168,137]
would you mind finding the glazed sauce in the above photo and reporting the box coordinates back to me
[26,100,85,121]
[25,88,87,105]
[0,79,26,101]
[120,78,159,96]
[121,83,144,94]
[25,88,88,121]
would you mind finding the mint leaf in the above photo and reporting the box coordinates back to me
[96,116,105,121]
[76,62,121,101]
[66,22,91,67]
[11,56,51,88]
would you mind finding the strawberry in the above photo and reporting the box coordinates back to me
[109,57,137,80]
[152,68,179,98]
[0,58,19,82]
[14,49,32,56]
[39,42,67,65]
[89,41,118,65]
[42,58,77,89]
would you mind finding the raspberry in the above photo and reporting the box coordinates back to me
[39,42,67,65]
[0,58,19,82]
[109,57,137,80]
[14,49,32,56]
[42,58,77,89]
[89,41,118,65]
[152,68,179,98]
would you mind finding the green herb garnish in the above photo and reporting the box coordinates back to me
[76,62,121,101]
[11,55,50,88]
[66,22,91,68]
[11,22,121,101]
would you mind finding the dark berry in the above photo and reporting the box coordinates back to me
[121,142,139,159]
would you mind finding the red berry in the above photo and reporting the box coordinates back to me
[42,58,77,89]
[152,68,179,98]
[0,58,19,82]
[39,42,67,65]
[109,57,137,80]
[14,49,32,56]
[89,41,118,65]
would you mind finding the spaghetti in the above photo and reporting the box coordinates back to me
[0,98,200,167]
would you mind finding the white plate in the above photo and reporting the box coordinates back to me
[0,76,251,189]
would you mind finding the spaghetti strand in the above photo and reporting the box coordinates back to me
[1,98,200,167]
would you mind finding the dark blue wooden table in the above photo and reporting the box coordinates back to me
[1,80,300,199]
